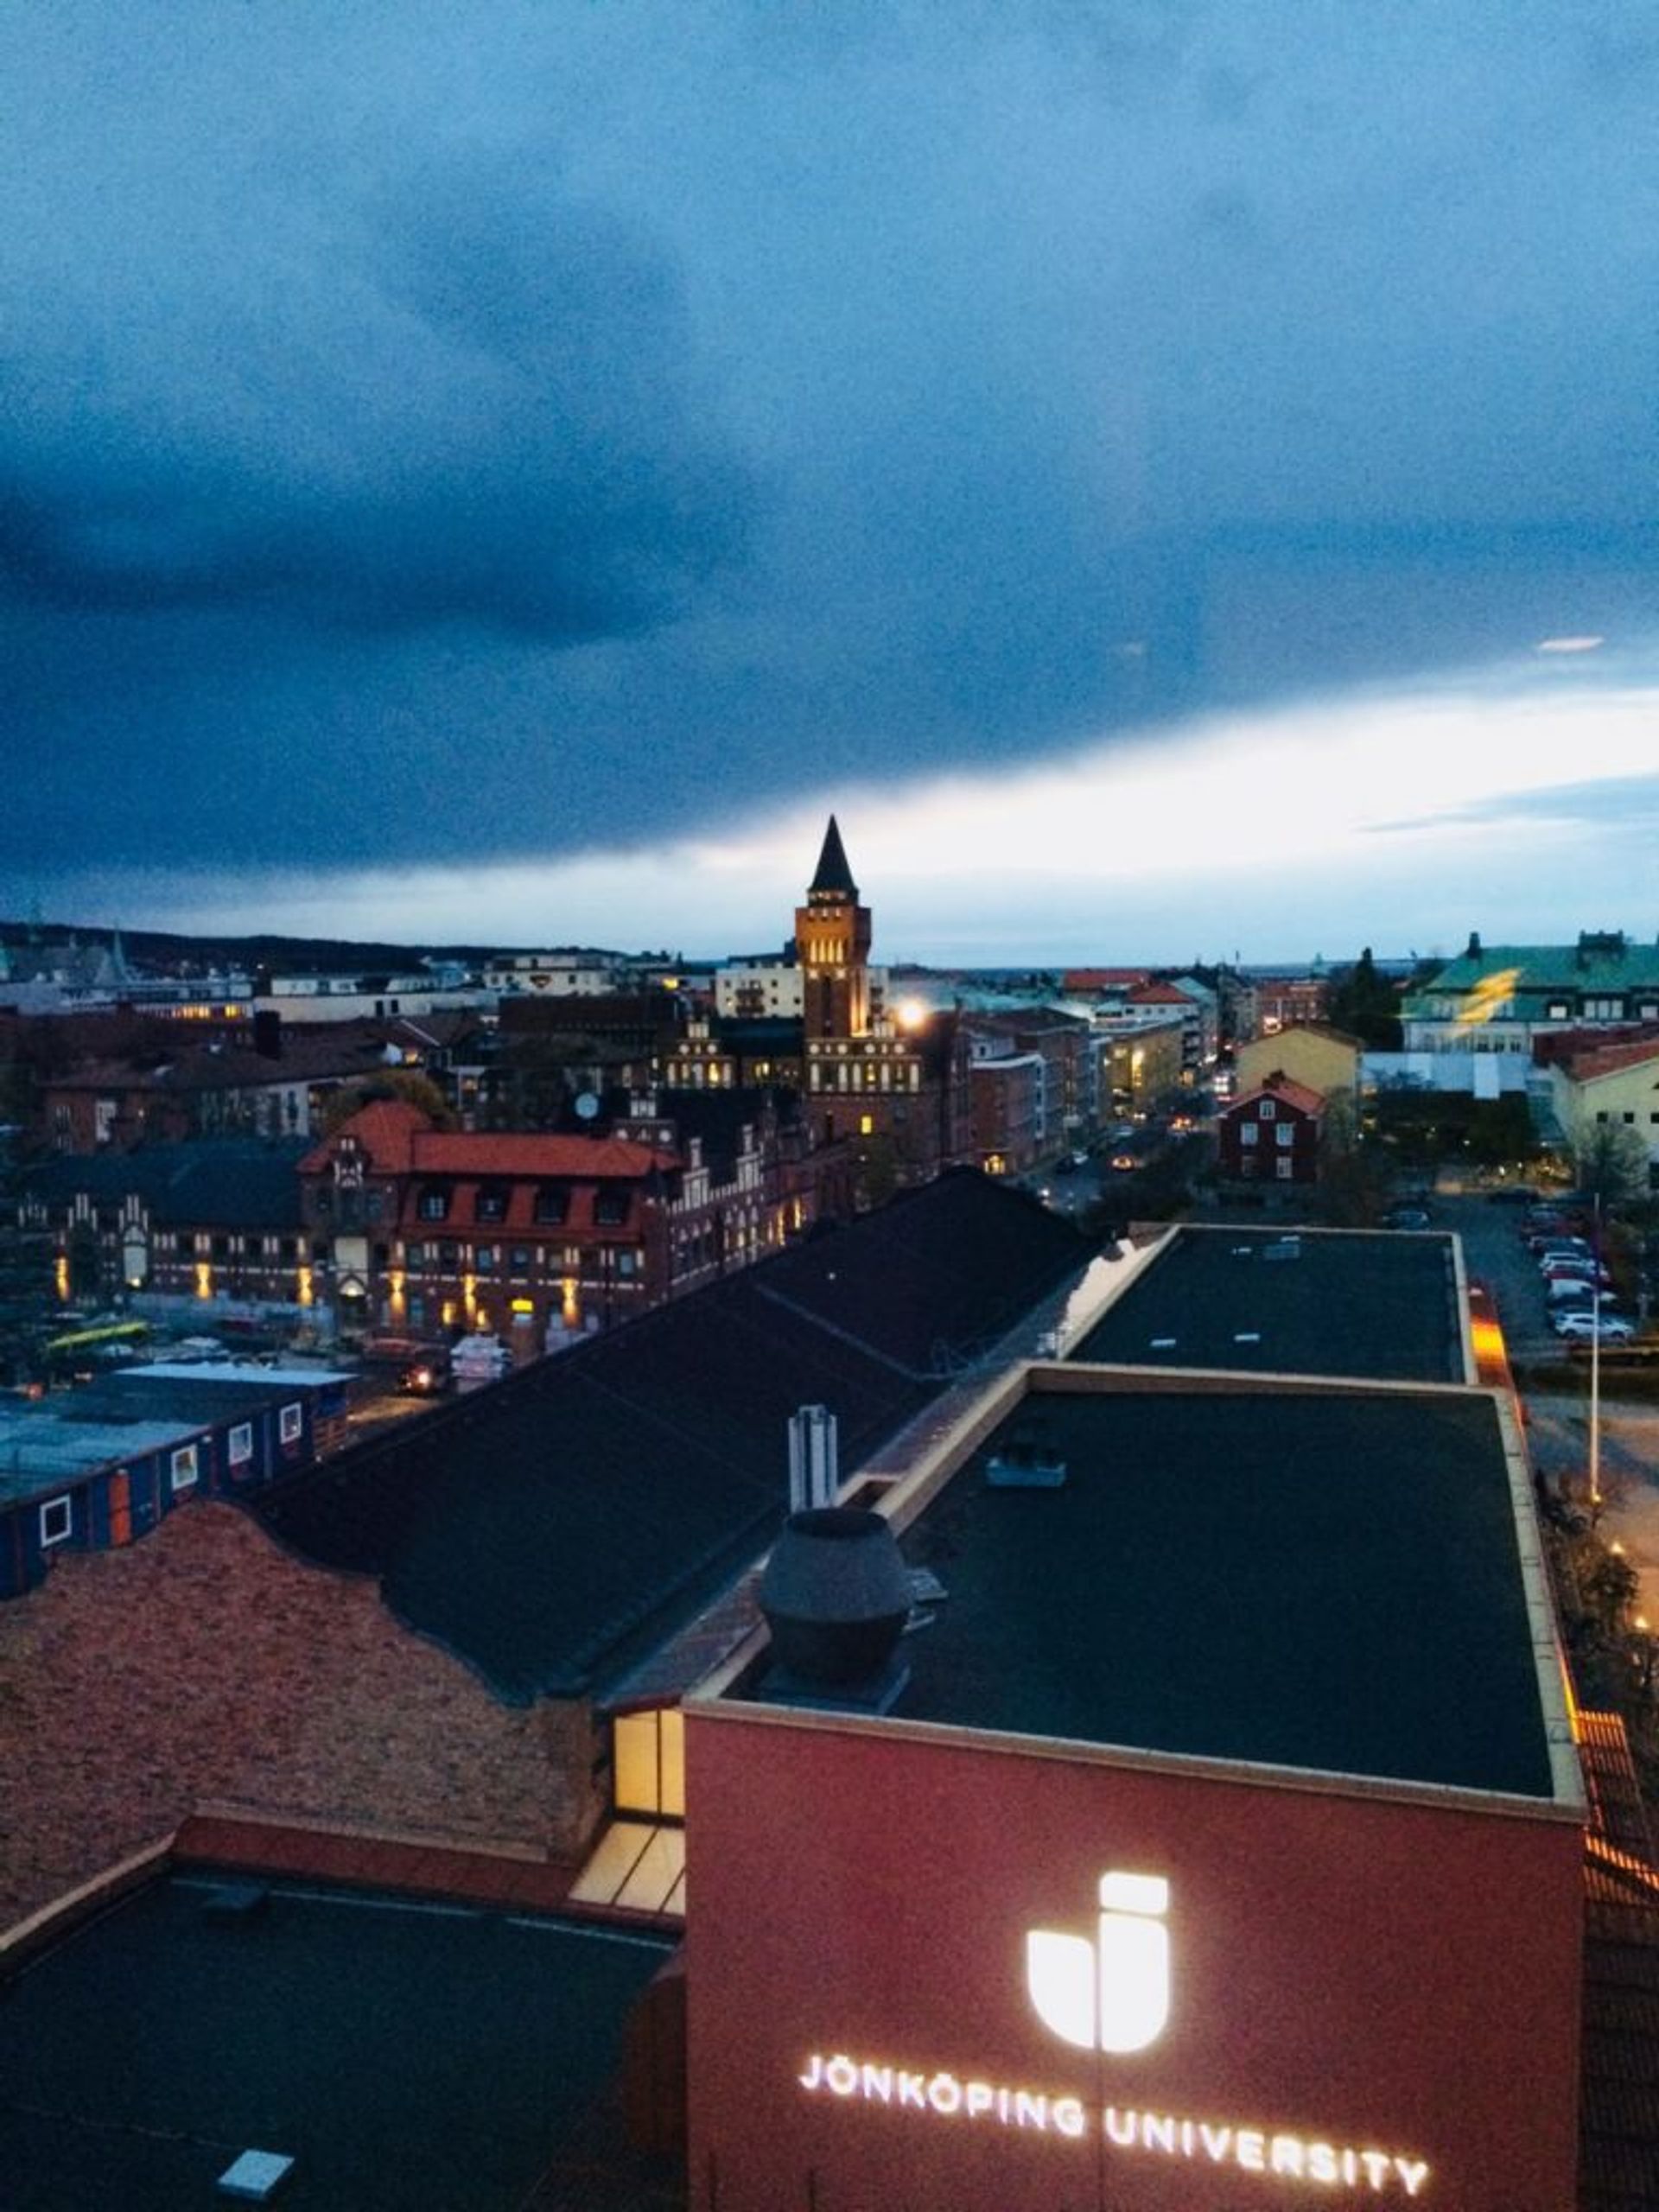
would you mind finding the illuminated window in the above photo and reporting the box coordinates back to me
[860,1114,874,1136]
[613,1706,685,1818]
[1259,1098,1276,1120]
[1239,1124,1258,1147]
[1276,1123,1294,1147]
[170,1445,199,1492]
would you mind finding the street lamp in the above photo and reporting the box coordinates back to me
[1632,1613,1656,1699]
[1587,1192,1604,1516]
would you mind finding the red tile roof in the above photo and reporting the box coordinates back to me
[1226,1075,1328,1118]
[1558,1034,1659,1084]
[300,1096,428,1173]
[410,1134,679,1179]
[302,1103,681,1181]
[1128,981,1198,1006]
[1062,969,1151,991]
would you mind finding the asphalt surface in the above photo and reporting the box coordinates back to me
[1430,1186,1659,1611]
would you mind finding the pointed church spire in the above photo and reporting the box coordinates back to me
[809,814,858,900]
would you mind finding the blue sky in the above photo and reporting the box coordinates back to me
[3,3,1656,963]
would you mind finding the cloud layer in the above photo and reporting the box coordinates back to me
[3,2,1656,917]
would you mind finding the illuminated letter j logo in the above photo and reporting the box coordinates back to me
[1027,1871,1170,2053]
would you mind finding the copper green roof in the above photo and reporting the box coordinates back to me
[1406,934,1659,1007]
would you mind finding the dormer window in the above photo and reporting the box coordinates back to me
[416,1184,450,1222]
[475,1183,509,1224]
[595,1188,632,1228]
[534,1183,569,1225]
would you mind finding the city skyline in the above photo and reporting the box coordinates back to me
[4,6,1655,963]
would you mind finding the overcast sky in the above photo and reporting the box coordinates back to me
[4,3,1656,963]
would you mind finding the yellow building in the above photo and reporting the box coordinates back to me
[1546,1034,1659,1179]
[1234,1022,1362,1104]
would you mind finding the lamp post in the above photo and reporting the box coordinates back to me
[1633,1612,1656,1700]
[1587,1192,1603,1518]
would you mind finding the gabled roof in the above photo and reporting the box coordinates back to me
[299,1096,427,1173]
[254,1171,1089,1704]
[1225,1075,1327,1118]
[301,1101,680,1183]
[22,1140,308,1230]
[1128,980,1198,1006]
[807,814,858,899]
[1415,938,1659,994]
[1245,1020,1364,1052]
[43,1033,392,1095]
[1061,968,1150,991]
[1554,1034,1659,1084]
[408,1132,679,1179]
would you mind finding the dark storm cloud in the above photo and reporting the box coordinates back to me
[0,137,753,638]
[3,0,1657,886]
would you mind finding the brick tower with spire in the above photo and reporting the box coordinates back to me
[794,814,873,1041]
[791,817,972,1192]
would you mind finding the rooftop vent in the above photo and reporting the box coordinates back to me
[1262,1236,1303,1262]
[218,2150,296,2201]
[200,1880,269,1921]
[987,1427,1067,1488]
[787,1404,839,1514]
[760,1506,910,1687]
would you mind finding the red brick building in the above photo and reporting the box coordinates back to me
[299,1097,801,1349]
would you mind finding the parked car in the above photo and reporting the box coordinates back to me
[1383,1206,1432,1230]
[1552,1311,1635,1344]
[1547,1274,1612,1303]
[1540,1256,1610,1283]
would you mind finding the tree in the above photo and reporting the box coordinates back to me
[1325,947,1403,1052]
[1573,1120,1652,1216]
[1314,1091,1391,1226]
[320,1071,456,1135]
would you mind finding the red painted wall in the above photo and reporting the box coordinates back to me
[685,1709,1583,2212]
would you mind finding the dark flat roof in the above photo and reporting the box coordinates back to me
[874,1383,1557,1800]
[0,1874,677,2212]
[255,1170,1088,1702]
[1070,1225,1465,1382]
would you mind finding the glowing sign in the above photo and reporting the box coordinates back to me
[796,2053,1432,2196]
[1027,1869,1169,2052]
